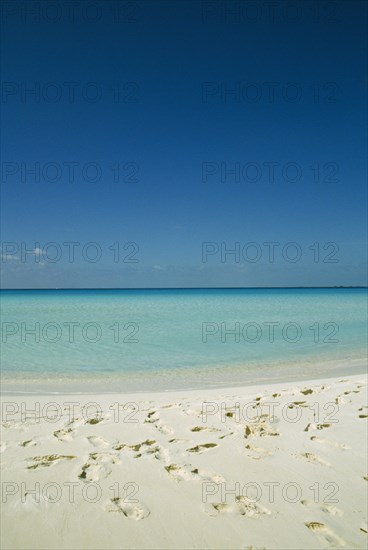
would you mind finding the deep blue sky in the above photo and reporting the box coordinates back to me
[1,0,367,288]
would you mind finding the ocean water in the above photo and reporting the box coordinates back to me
[0,288,366,392]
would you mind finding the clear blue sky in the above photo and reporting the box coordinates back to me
[1,0,367,288]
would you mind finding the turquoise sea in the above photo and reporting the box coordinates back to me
[0,288,366,393]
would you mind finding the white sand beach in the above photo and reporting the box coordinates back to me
[1,374,367,550]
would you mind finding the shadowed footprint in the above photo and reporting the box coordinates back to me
[165,463,224,483]
[107,498,150,520]
[203,502,233,516]
[164,464,193,481]
[54,428,73,442]
[244,418,279,438]
[236,496,271,519]
[187,443,217,454]
[204,497,271,520]
[321,504,343,517]
[20,440,37,447]
[301,500,343,517]
[301,389,314,395]
[86,417,103,425]
[245,443,273,460]
[305,522,345,547]
[112,440,157,456]
[300,452,330,466]
[27,454,76,469]
[79,453,120,482]
[304,423,331,432]
[310,436,349,449]
[190,426,220,433]
[87,436,109,448]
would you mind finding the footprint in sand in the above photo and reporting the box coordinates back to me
[106,498,150,520]
[144,411,173,434]
[87,436,110,448]
[54,417,85,441]
[300,386,328,396]
[236,496,271,519]
[67,417,85,428]
[113,439,157,458]
[165,463,199,481]
[54,428,74,442]
[187,443,218,454]
[310,436,349,449]
[204,497,271,520]
[184,407,202,418]
[27,454,76,469]
[321,504,344,517]
[301,500,343,517]
[305,522,345,547]
[79,452,120,482]
[300,388,315,395]
[218,432,234,440]
[164,463,224,483]
[299,452,330,466]
[86,417,104,425]
[244,417,279,438]
[304,423,332,432]
[291,401,308,408]
[203,502,233,516]
[155,421,174,435]
[144,410,158,424]
[190,426,220,433]
[245,443,273,460]
[19,439,37,448]
[335,395,348,405]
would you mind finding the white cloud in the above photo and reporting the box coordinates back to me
[0,253,20,261]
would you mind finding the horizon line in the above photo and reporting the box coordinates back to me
[0,286,367,291]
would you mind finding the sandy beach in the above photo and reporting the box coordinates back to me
[1,373,367,550]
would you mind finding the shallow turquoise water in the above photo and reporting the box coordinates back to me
[0,289,366,391]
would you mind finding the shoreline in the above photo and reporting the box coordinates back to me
[1,355,366,395]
